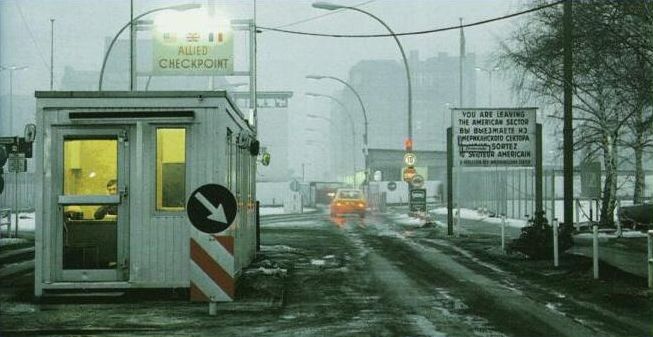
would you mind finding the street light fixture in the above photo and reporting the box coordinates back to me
[0,65,29,136]
[306,75,369,184]
[311,2,412,151]
[306,92,359,186]
[98,3,201,91]
[475,66,500,107]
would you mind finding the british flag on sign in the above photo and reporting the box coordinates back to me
[186,32,200,42]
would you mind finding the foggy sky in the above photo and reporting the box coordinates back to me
[0,0,528,179]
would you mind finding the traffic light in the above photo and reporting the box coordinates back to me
[404,138,413,152]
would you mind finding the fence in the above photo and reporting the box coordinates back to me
[454,168,653,224]
[0,172,36,211]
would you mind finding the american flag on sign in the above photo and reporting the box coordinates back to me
[186,32,200,42]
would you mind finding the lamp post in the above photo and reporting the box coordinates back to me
[0,65,29,136]
[475,66,500,107]
[306,93,358,186]
[306,75,369,184]
[98,3,201,91]
[306,113,347,183]
[312,1,412,151]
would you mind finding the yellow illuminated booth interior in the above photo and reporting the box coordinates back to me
[156,128,186,211]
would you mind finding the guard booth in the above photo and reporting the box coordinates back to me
[34,91,258,300]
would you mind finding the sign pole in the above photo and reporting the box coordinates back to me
[14,170,18,237]
[447,127,453,236]
[535,124,543,221]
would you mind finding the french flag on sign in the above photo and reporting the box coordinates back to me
[208,32,224,43]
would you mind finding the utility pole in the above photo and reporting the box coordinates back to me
[50,18,55,91]
[563,0,574,228]
[459,17,465,107]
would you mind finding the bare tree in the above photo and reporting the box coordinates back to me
[499,1,652,226]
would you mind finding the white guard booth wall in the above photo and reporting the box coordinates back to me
[33,91,258,301]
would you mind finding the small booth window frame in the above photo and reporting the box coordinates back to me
[152,124,189,216]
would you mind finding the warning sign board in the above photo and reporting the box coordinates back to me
[452,108,536,167]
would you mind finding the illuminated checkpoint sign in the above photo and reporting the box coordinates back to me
[152,11,234,76]
[452,108,536,167]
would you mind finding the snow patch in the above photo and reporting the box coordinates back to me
[260,207,317,216]
[0,238,30,245]
[260,245,298,253]
[545,302,565,316]
[406,314,446,337]
[310,259,326,266]
[262,220,324,228]
[246,267,287,276]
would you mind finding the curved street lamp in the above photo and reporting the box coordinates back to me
[306,92,358,186]
[98,4,201,91]
[306,74,369,184]
[312,1,412,150]
[475,66,500,107]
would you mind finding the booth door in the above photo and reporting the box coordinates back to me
[56,129,130,282]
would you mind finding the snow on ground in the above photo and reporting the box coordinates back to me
[1,212,35,232]
[430,207,528,229]
[260,207,316,216]
[390,214,424,227]
[574,230,648,240]
[0,238,29,245]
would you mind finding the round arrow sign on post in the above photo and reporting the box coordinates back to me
[187,184,238,234]
[411,174,425,188]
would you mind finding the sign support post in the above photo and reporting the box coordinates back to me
[447,127,453,236]
[535,124,543,222]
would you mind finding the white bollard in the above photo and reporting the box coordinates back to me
[209,301,218,316]
[647,230,653,289]
[593,224,599,280]
[552,218,559,267]
[501,215,506,253]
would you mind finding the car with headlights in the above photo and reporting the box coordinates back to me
[330,189,366,217]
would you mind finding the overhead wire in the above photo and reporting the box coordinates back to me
[273,0,377,29]
[257,1,563,38]
[14,1,50,71]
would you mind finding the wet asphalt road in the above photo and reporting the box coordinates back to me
[0,209,650,336]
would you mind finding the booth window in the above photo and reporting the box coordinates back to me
[156,128,186,211]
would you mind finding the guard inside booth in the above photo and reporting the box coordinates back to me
[59,130,186,270]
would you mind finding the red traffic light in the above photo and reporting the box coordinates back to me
[404,138,413,151]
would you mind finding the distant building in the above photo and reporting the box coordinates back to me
[329,51,477,181]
